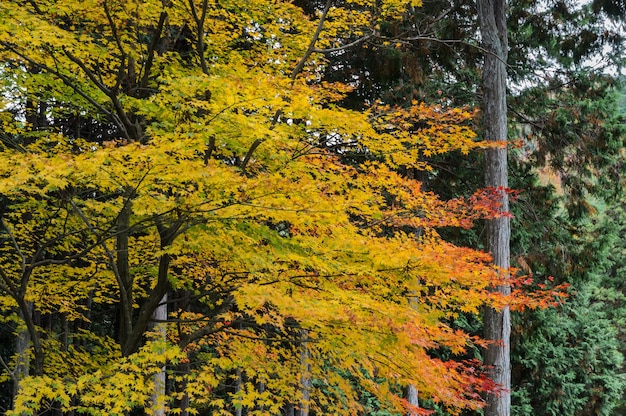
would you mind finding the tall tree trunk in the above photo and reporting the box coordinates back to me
[177,360,191,416]
[477,0,511,415]
[235,368,243,416]
[117,196,134,352]
[297,330,311,416]
[405,385,419,416]
[13,303,32,402]
[152,293,168,416]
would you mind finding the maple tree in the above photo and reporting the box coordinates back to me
[0,1,560,415]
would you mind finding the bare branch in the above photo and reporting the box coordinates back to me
[0,354,16,383]
[103,0,127,58]
[139,10,168,94]
[291,0,332,82]
[69,199,134,341]
[1,219,26,275]
[378,35,510,68]
[62,48,112,95]
[0,41,127,138]
[188,0,210,74]
[312,31,375,53]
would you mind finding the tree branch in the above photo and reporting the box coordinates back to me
[139,10,168,95]
[240,138,264,174]
[312,31,375,53]
[204,135,216,165]
[103,0,127,59]
[69,199,135,346]
[122,215,185,355]
[291,0,332,82]
[188,0,210,74]
[0,42,129,139]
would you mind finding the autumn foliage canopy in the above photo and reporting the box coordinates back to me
[0,0,560,415]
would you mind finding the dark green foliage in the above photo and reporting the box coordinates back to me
[507,114,626,414]
[507,123,626,416]
[512,281,626,416]
[510,80,626,220]
[592,0,626,18]
[598,184,626,412]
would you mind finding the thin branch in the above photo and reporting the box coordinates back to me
[69,199,134,340]
[139,10,168,94]
[379,35,510,68]
[0,354,16,383]
[0,42,126,137]
[509,106,546,131]
[0,267,19,298]
[221,328,320,344]
[188,0,210,74]
[103,0,127,58]
[62,48,112,94]
[63,47,139,141]
[205,97,262,125]
[312,31,375,53]
[0,266,44,375]
[1,219,26,274]
[291,0,332,82]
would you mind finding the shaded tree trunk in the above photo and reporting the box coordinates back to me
[405,384,419,416]
[477,0,511,415]
[283,404,295,416]
[235,368,243,416]
[116,196,134,353]
[13,303,32,401]
[297,331,311,416]
[152,293,168,416]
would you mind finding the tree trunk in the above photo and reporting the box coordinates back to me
[283,404,295,416]
[13,303,32,402]
[235,368,243,416]
[477,0,511,415]
[117,196,134,353]
[297,331,311,416]
[405,384,419,416]
[152,293,168,416]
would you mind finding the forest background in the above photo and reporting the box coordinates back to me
[0,0,625,415]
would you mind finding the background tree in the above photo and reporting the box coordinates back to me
[476,0,511,414]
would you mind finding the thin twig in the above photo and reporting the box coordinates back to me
[312,31,375,53]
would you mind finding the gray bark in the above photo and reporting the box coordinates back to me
[13,303,32,401]
[283,404,295,416]
[152,293,168,416]
[477,0,511,415]
[405,384,419,416]
[297,331,311,416]
[235,368,243,416]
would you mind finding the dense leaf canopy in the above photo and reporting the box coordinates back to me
[0,0,557,415]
